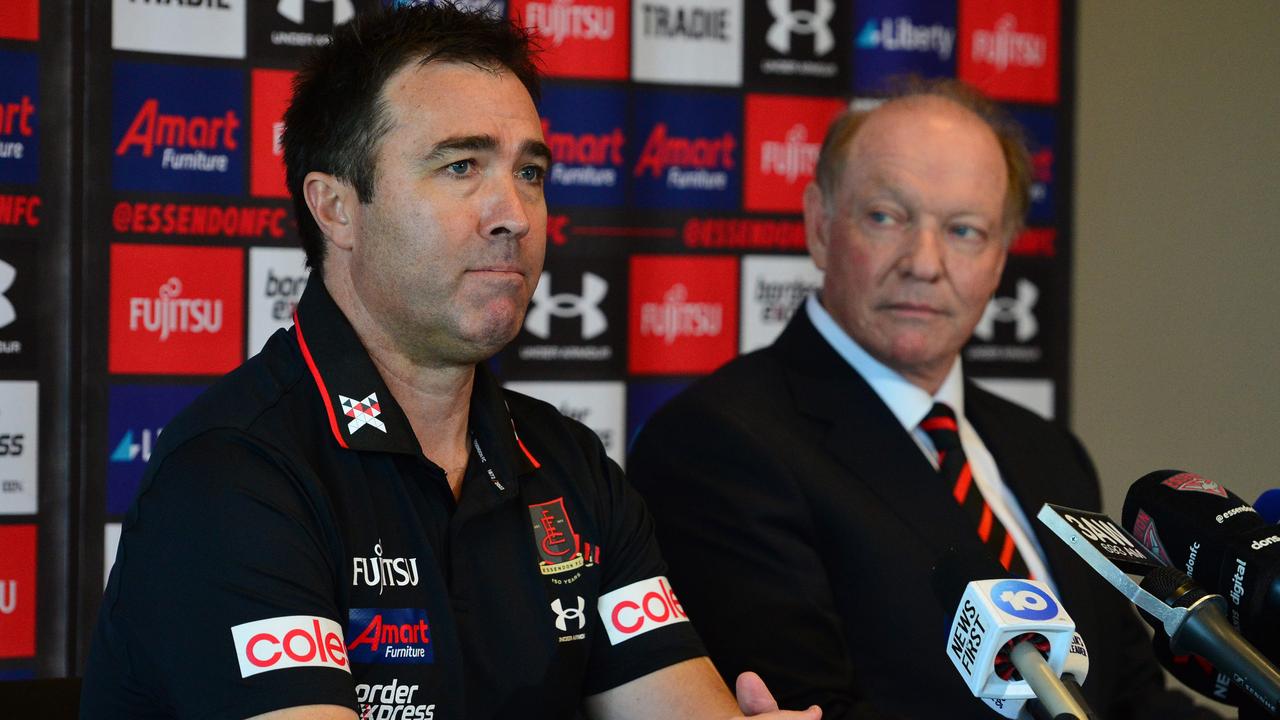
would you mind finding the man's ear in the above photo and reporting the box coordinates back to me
[303,171,357,251]
[803,182,830,271]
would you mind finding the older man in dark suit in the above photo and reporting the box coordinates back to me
[628,80,1218,719]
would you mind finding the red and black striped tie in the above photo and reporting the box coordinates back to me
[920,403,1030,577]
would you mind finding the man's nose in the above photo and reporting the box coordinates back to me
[480,172,534,240]
[899,223,945,280]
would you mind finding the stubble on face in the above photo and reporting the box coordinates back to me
[346,61,548,369]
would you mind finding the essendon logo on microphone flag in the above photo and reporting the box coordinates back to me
[0,51,39,186]
[112,62,246,195]
[250,69,295,199]
[1161,473,1229,498]
[109,244,243,375]
[958,0,1059,103]
[632,91,741,210]
[743,94,845,213]
[0,524,36,659]
[629,256,737,375]
[513,0,628,80]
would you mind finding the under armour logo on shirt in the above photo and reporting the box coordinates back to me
[340,393,386,435]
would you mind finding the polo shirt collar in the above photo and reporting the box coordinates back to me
[292,278,539,477]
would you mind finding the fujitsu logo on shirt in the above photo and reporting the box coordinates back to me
[352,540,420,595]
[760,124,818,184]
[128,277,224,342]
[971,14,1047,71]
[634,123,736,191]
[640,284,723,345]
[115,99,241,173]
[525,1,616,46]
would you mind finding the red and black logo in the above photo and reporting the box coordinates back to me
[528,497,584,575]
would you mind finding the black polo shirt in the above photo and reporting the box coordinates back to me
[82,279,705,720]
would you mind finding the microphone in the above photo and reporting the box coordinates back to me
[1256,489,1280,525]
[931,548,1097,719]
[1122,470,1280,651]
[1038,503,1280,715]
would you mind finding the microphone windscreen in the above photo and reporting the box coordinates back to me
[1122,470,1262,586]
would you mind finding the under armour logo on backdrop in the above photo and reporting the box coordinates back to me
[525,272,609,340]
[277,0,354,25]
[340,392,386,435]
[976,278,1039,342]
[766,0,836,56]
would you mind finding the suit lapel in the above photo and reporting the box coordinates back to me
[772,313,994,561]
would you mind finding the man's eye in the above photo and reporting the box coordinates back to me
[868,210,893,225]
[951,224,984,241]
[517,165,546,183]
[446,160,473,175]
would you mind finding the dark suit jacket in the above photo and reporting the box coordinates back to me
[629,310,1219,719]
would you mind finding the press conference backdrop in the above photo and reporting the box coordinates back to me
[0,0,1074,678]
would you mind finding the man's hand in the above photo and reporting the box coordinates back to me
[733,671,822,719]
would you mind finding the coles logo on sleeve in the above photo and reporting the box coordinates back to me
[0,52,38,186]
[743,94,845,213]
[0,1,40,41]
[346,608,434,665]
[958,0,1059,103]
[231,615,350,678]
[0,382,38,516]
[250,69,296,199]
[112,0,245,58]
[0,524,37,659]
[539,85,629,208]
[106,384,206,516]
[513,0,628,80]
[632,91,741,210]
[598,576,688,646]
[853,0,956,94]
[109,244,244,375]
[112,62,246,195]
[629,255,737,375]
[633,0,743,86]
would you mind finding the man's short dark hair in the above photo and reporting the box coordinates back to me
[283,3,541,274]
[813,77,1033,243]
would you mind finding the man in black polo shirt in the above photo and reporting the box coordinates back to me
[81,5,819,720]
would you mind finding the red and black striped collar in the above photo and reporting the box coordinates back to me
[291,278,538,476]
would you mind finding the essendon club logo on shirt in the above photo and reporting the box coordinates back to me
[598,576,689,646]
[1161,473,1229,498]
[632,91,741,210]
[529,497,584,575]
[629,256,737,375]
[0,1,39,41]
[112,62,246,195]
[250,69,295,199]
[0,524,37,659]
[109,244,243,375]
[346,608,434,665]
[513,0,628,80]
[958,0,1059,103]
[231,615,350,678]
[743,94,845,213]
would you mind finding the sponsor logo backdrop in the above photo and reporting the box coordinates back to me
[2,0,1075,679]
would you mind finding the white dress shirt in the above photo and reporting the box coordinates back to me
[805,294,1055,586]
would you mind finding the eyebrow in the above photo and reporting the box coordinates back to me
[424,135,552,165]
